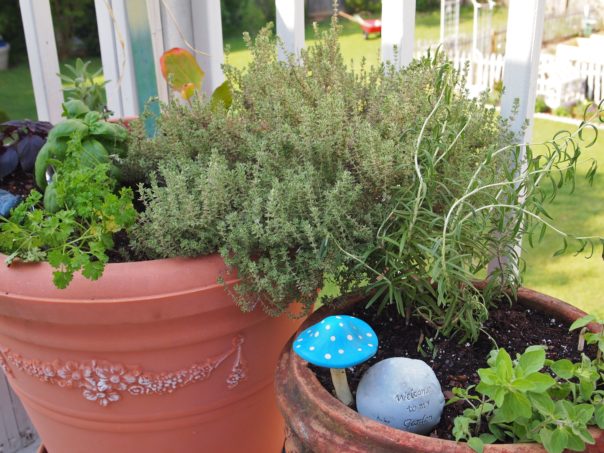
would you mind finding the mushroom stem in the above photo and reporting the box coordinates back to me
[330,368,354,406]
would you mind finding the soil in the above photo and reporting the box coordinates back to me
[310,299,597,441]
[0,169,35,198]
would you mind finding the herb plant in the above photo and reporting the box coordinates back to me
[126,21,510,316]
[357,98,604,341]
[450,318,604,453]
[35,101,128,211]
[0,135,136,288]
[59,58,108,114]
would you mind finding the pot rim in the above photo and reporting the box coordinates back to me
[0,252,245,324]
[0,252,236,301]
[282,286,601,452]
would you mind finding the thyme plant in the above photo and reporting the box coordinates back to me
[126,20,509,317]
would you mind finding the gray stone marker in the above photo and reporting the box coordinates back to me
[356,357,445,434]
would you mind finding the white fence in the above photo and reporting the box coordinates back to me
[441,51,604,107]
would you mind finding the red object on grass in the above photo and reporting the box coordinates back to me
[360,19,382,36]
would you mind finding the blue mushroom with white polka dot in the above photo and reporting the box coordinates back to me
[292,315,378,406]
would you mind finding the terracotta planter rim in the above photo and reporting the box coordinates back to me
[0,252,246,325]
[279,286,602,452]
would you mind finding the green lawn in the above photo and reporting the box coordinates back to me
[0,6,508,120]
[226,5,507,69]
[522,119,604,316]
[0,57,103,120]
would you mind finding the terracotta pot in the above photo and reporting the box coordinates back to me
[0,253,306,453]
[275,287,604,453]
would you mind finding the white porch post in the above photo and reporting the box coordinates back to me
[19,0,63,123]
[94,0,139,118]
[145,0,169,103]
[276,0,305,61]
[381,0,416,68]
[500,0,546,143]
[489,0,545,275]
[192,0,224,96]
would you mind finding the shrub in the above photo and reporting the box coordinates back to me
[534,95,551,113]
[554,105,572,117]
[126,21,510,321]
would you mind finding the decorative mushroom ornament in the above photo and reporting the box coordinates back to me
[293,315,378,406]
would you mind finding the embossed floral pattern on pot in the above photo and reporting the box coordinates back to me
[0,335,247,406]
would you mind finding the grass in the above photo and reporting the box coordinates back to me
[522,118,604,316]
[0,6,507,120]
[0,57,103,120]
[226,5,508,70]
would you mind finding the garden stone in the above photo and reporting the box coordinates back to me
[0,189,21,218]
[356,357,444,434]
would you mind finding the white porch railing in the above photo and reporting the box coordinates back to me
[440,51,604,107]
[19,0,544,138]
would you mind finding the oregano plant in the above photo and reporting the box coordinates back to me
[450,317,604,453]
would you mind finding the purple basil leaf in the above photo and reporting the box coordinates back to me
[1,120,27,128]
[0,147,19,179]
[16,134,45,171]
[1,120,27,133]
[33,121,53,134]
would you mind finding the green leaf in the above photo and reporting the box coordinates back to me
[579,378,595,400]
[34,143,52,189]
[571,425,594,445]
[495,349,513,381]
[210,81,233,111]
[47,119,88,141]
[569,315,596,331]
[80,139,109,167]
[595,404,604,429]
[89,121,128,143]
[551,359,574,379]
[467,437,484,453]
[574,404,594,424]
[52,270,74,289]
[518,347,546,375]
[43,182,60,213]
[565,430,585,452]
[61,100,90,119]
[82,259,105,281]
[513,373,555,393]
[478,433,497,444]
[476,368,498,385]
[528,391,555,415]
[495,391,532,422]
[540,427,568,453]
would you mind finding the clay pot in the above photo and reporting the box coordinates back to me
[0,254,306,453]
[275,287,604,453]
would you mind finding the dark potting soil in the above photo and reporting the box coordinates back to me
[0,169,35,198]
[310,299,597,441]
